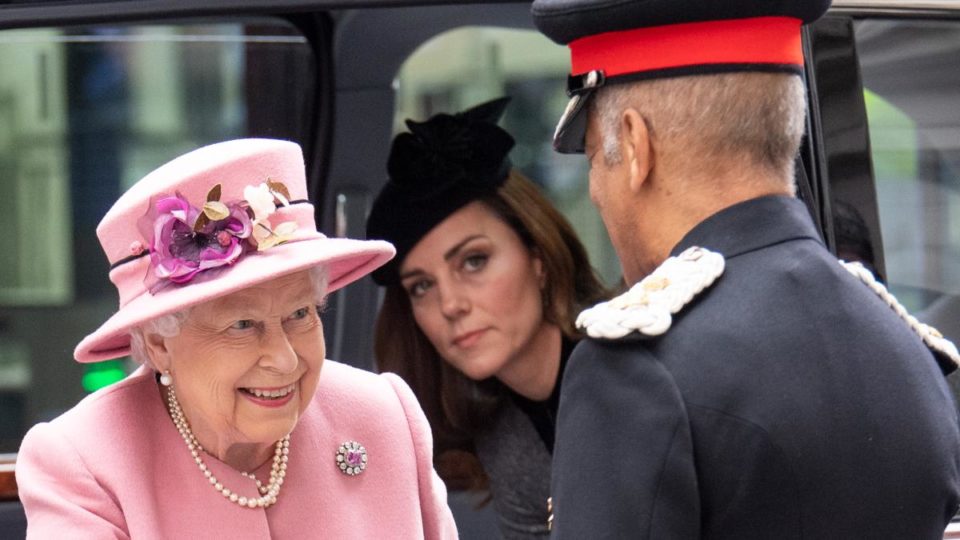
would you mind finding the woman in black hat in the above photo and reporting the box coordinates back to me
[366,98,608,538]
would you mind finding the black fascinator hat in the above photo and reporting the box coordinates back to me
[366,97,515,285]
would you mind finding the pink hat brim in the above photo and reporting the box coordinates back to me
[74,237,394,363]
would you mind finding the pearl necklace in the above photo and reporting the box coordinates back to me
[165,386,290,509]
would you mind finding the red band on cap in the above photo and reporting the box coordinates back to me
[570,16,803,77]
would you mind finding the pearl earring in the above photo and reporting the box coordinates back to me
[159,371,172,387]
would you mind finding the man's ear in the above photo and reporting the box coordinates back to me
[144,332,172,373]
[621,108,653,194]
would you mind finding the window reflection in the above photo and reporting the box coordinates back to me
[857,19,960,314]
[856,18,960,396]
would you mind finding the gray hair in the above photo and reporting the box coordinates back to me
[592,71,805,192]
[128,266,329,368]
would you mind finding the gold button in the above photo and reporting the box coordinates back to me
[547,496,554,531]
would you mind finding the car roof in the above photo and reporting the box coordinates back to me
[0,0,515,29]
[1,0,958,31]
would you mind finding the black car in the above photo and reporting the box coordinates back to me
[1,0,959,537]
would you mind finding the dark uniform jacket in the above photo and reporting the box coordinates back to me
[551,195,960,539]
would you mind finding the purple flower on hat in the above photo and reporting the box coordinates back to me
[135,181,299,290]
[144,193,253,285]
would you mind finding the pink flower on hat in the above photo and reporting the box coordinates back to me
[244,181,299,252]
[146,193,253,285]
[244,183,279,223]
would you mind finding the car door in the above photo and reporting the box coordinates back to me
[0,3,330,537]
[807,1,960,397]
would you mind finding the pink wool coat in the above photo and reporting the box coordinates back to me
[16,361,458,539]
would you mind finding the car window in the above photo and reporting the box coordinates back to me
[0,20,315,453]
[394,26,622,287]
[854,18,960,344]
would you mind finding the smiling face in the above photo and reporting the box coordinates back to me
[147,270,325,461]
[399,201,551,386]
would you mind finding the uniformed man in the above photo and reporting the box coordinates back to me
[530,0,960,537]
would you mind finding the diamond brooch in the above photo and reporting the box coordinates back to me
[336,441,367,476]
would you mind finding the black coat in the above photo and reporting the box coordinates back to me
[551,196,960,539]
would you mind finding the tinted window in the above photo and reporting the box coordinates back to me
[855,19,960,336]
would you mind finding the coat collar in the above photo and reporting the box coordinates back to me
[671,195,823,259]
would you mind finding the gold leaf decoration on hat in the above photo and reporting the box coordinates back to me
[202,201,230,221]
[254,220,298,251]
[267,179,291,204]
[207,183,222,202]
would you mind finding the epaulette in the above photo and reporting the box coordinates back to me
[576,246,725,340]
[841,260,960,374]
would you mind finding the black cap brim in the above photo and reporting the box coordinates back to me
[553,88,595,154]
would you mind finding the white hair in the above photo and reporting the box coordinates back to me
[592,71,805,192]
[128,266,329,368]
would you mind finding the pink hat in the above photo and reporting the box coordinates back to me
[74,139,395,363]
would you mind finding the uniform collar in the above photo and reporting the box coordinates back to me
[671,195,823,259]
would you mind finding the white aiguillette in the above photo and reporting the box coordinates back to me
[577,246,725,340]
[841,260,960,370]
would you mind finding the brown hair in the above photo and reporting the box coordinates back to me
[374,169,608,491]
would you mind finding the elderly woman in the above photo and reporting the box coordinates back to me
[15,139,457,538]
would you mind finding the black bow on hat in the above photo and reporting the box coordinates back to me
[367,97,515,285]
